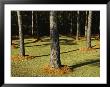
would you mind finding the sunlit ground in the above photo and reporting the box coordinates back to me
[11,35,100,77]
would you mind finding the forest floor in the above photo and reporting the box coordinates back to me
[11,35,100,77]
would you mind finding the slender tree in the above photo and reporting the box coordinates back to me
[85,11,88,37]
[32,11,34,36]
[76,11,80,41]
[70,12,73,35]
[87,11,92,48]
[35,11,39,40]
[17,11,25,56]
[50,11,61,68]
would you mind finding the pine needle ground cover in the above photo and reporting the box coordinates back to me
[11,36,100,77]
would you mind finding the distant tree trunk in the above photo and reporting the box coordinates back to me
[50,11,61,68]
[87,11,92,48]
[32,11,34,36]
[35,11,39,40]
[70,12,73,35]
[76,11,80,41]
[17,11,25,56]
[85,11,88,37]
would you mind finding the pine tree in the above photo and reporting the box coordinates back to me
[76,11,80,41]
[32,11,34,36]
[87,11,92,48]
[17,11,25,56]
[50,11,61,68]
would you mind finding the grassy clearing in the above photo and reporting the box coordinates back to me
[11,36,100,77]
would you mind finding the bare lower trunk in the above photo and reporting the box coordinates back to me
[32,11,34,36]
[35,12,39,40]
[70,12,73,35]
[50,11,61,68]
[17,11,25,56]
[76,11,80,41]
[87,11,92,48]
[85,11,88,37]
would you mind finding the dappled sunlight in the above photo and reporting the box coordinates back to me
[11,36,100,77]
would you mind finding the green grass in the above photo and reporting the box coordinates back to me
[11,36,100,77]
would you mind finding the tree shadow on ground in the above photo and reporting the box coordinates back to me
[60,39,77,45]
[24,39,77,48]
[24,39,42,45]
[91,45,100,49]
[69,59,100,70]
[28,49,79,59]
[25,43,50,47]
[30,54,50,59]
[60,49,79,54]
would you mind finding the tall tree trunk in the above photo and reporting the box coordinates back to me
[50,11,61,69]
[32,11,34,36]
[87,11,92,48]
[70,12,73,35]
[85,11,88,37]
[17,11,25,56]
[35,12,39,40]
[76,11,80,41]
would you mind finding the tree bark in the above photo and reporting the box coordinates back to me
[85,11,88,37]
[17,11,25,56]
[70,12,73,35]
[35,11,39,40]
[76,11,80,41]
[50,11,61,68]
[87,11,92,48]
[32,11,34,36]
